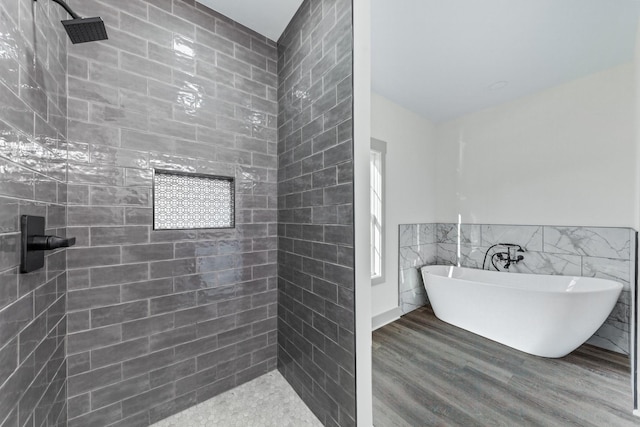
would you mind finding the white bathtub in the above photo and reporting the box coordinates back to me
[420,265,623,358]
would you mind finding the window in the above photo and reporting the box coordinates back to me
[371,139,386,284]
[153,169,235,230]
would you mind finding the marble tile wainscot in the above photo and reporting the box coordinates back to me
[398,224,437,314]
[399,223,637,356]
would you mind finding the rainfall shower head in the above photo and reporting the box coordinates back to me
[37,0,108,44]
[61,17,108,44]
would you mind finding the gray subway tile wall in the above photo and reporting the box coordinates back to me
[277,0,356,426]
[0,0,69,425]
[1,0,357,425]
[64,0,279,425]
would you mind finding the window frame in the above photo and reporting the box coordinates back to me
[370,138,386,285]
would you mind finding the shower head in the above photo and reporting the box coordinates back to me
[37,0,108,44]
[61,17,108,44]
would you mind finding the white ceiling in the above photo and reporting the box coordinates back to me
[197,0,303,41]
[372,0,640,122]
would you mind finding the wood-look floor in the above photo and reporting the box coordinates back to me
[373,306,638,427]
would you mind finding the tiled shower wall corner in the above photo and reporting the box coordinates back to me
[0,0,69,425]
[399,223,636,355]
[277,0,356,425]
[64,0,278,425]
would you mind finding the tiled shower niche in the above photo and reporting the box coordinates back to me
[153,170,235,230]
[399,223,636,355]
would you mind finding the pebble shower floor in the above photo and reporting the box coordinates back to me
[150,371,322,426]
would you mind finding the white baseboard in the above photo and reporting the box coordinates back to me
[372,307,403,331]
[633,409,640,417]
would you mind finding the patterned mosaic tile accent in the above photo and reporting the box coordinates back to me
[153,171,234,230]
[150,371,322,427]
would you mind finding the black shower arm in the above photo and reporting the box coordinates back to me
[35,0,81,20]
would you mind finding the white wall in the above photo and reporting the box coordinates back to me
[435,63,637,228]
[370,93,437,319]
[354,0,373,424]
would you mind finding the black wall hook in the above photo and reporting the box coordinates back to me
[20,215,76,273]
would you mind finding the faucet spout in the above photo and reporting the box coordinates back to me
[483,243,525,271]
[507,245,525,266]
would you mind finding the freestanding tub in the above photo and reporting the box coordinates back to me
[420,265,623,358]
